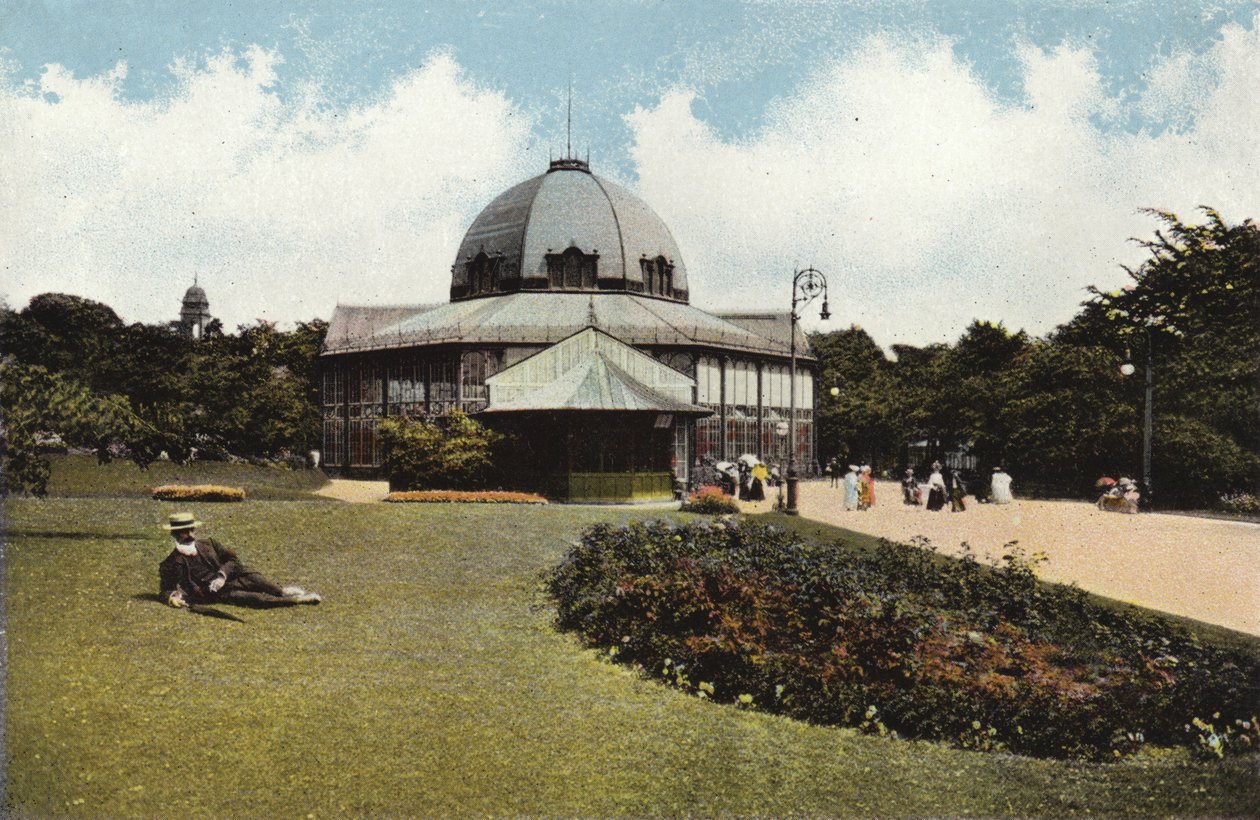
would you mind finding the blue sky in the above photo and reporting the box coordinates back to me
[2,1,1257,347]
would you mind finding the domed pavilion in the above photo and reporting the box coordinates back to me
[319,158,819,501]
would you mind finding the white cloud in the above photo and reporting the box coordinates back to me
[627,20,1260,348]
[2,16,1256,351]
[0,47,535,329]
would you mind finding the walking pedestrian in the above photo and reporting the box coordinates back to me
[901,468,920,505]
[926,462,947,512]
[858,465,876,510]
[842,464,860,511]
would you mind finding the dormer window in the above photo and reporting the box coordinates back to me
[545,247,598,290]
[465,252,506,296]
[640,255,674,297]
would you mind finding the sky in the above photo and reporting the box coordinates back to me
[2,1,1257,349]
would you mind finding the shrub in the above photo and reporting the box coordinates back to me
[378,410,504,492]
[384,490,547,504]
[547,520,1260,761]
[1218,492,1260,516]
[680,485,739,514]
[151,484,246,502]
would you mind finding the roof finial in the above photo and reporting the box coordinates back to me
[587,294,597,327]
[566,75,573,159]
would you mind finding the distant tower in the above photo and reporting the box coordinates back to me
[177,277,212,339]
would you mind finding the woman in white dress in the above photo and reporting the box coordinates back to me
[990,467,1014,504]
[925,462,947,511]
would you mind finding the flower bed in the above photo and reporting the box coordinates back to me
[385,490,548,504]
[547,520,1260,761]
[1218,491,1260,516]
[151,484,246,502]
[680,485,739,515]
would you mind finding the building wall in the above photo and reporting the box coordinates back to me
[691,355,815,473]
[320,344,818,477]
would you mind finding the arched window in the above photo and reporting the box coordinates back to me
[545,248,598,290]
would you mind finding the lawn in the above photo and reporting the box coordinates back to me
[4,492,1259,816]
[43,454,331,500]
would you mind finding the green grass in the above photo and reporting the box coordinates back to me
[43,454,331,500]
[5,496,1259,817]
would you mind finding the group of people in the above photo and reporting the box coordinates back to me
[737,460,774,502]
[829,460,1016,513]
[1097,477,1142,513]
[712,457,779,502]
[832,463,876,511]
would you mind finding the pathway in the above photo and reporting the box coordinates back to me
[751,480,1260,636]
[314,478,390,503]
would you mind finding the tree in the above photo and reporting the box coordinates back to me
[1062,208,1260,502]
[378,410,504,491]
[811,326,898,466]
[932,321,1031,472]
[0,361,184,495]
[0,293,129,395]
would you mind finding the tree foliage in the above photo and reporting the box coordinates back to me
[0,294,328,493]
[813,209,1258,505]
[0,361,179,495]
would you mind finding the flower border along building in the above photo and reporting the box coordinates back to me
[318,157,820,502]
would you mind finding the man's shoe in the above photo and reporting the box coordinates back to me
[291,591,321,605]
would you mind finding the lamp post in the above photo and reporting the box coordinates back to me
[786,267,830,515]
[1119,321,1155,510]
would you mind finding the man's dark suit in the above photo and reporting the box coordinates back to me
[159,538,295,607]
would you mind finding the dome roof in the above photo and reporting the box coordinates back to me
[451,159,688,303]
[181,284,208,308]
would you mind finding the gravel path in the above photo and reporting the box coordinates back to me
[763,480,1260,636]
[313,478,390,503]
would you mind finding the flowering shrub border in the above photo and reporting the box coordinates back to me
[385,490,547,504]
[680,485,739,515]
[547,519,1260,761]
[151,484,246,502]
[1218,492,1260,516]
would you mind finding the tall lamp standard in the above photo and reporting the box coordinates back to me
[786,267,831,515]
[1119,319,1156,510]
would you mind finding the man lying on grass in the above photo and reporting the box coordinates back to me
[159,512,322,608]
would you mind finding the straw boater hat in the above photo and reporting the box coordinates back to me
[163,512,202,531]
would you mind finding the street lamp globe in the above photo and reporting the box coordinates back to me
[1119,362,1136,377]
[829,386,841,397]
